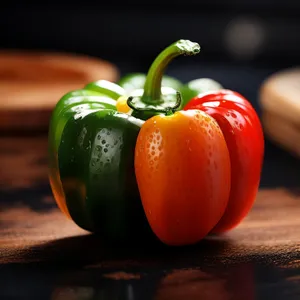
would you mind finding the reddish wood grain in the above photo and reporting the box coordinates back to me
[0,51,119,131]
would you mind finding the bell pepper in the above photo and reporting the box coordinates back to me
[48,39,264,246]
[48,39,200,243]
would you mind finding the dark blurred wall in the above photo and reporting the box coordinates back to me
[0,1,299,68]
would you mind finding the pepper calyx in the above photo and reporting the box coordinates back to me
[127,87,182,114]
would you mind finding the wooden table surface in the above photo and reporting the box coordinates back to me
[1,134,300,300]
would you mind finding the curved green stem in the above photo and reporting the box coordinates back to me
[142,39,200,103]
[127,39,200,120]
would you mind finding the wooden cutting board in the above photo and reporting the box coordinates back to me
[2,186,300,266]
[0,50,119,131]
[1,135,300,267]
[259,67,300,157]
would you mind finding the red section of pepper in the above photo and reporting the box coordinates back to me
[184,89,264,233]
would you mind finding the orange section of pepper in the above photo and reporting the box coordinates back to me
[134,109,231,246]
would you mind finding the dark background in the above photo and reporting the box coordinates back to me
[1,1,300,187]
[1,1,299,66]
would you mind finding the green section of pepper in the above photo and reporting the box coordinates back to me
[48,89,121,237]
[58,110,153,241]
[48,87,155,243]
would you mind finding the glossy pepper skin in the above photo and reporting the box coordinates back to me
[184,89,264,233]
[48,83,155,243]
[134,109,231,246]
[48,39,200,243]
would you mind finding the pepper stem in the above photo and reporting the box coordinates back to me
[142,40,200,103]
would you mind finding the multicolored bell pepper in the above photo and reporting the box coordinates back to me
[48,39,264,246]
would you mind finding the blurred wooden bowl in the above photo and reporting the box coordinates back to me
[0,50,119,131]
[259,67,300,157]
